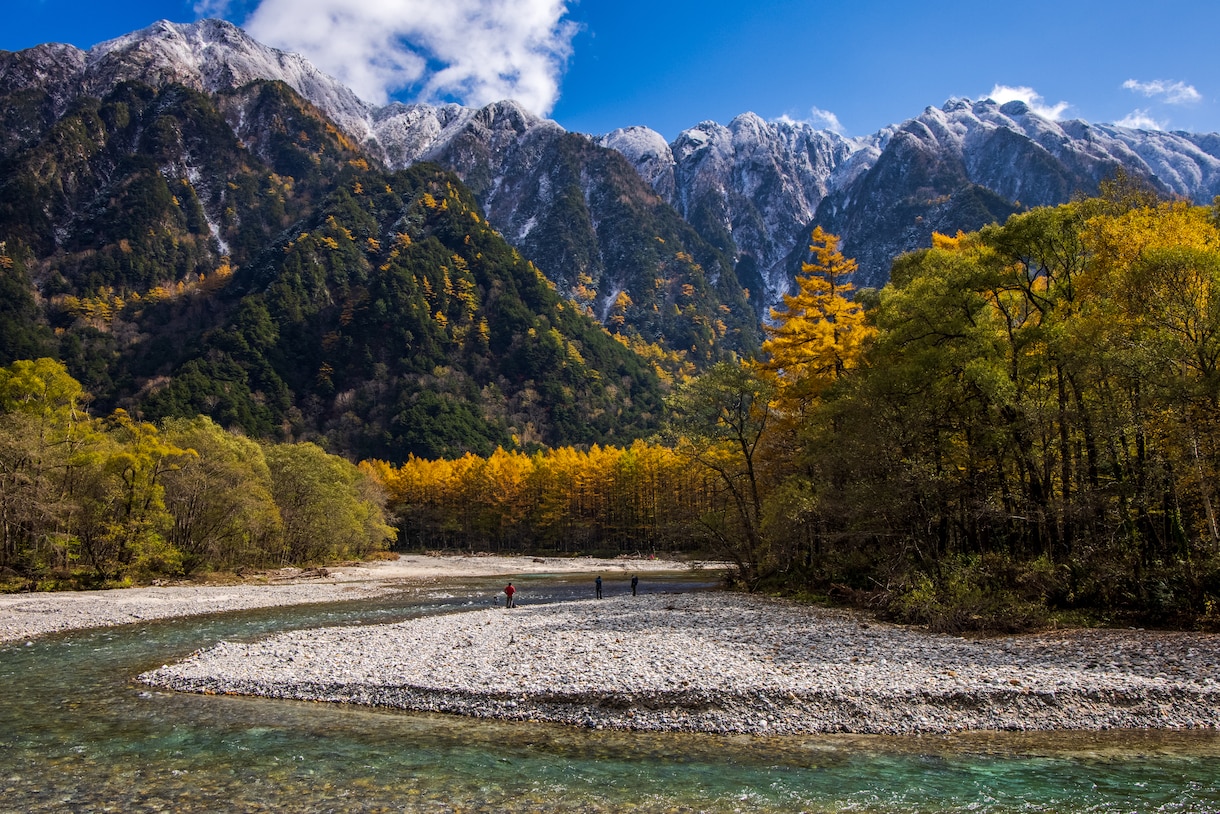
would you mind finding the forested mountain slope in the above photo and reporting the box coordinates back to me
[0,74,667,459]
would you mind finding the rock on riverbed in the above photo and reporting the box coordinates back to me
[139,593,1220,735]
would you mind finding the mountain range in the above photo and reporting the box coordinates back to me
[11,19,1220,297]
[3,18,1220,458]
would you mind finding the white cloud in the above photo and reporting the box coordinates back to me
[1116,109,1166,131]
[195,0,234,15]
[241,0,578,114]
[985,84,1070,121]
[807,106,846,135]
[1122,79,1201,105]
[775,106,847,136]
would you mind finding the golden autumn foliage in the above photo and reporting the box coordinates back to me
[366,442,721,553]
[754,195,1220,628]
[610,333,697,385]
[55,258,239,326]
[761,227,875,408]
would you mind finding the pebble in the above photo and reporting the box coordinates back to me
[137,593,1220,736]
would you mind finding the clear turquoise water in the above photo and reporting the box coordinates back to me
[2,574,1219,812]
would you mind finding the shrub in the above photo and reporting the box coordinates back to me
[887,553,1056,633]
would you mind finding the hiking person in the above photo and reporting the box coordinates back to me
[504,582,516,608]
[595,575,603,599]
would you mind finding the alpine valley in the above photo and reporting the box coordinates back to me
[3,19,1219,459]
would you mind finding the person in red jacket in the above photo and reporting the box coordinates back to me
[504,582,516,608]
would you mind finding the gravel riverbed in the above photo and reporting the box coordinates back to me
[0,554,691,642]
[0,580,399,642]
[140,592,1220,736]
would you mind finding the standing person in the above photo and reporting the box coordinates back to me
[595,575,603,599]
[631,575,638,596]
[504,582,516,608]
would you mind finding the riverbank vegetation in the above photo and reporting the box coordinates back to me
[0,358,394,589]
[667,185,1220,631]
[7,183,1220,633]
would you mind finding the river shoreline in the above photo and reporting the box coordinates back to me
[0,553,698,643]
[6,554,1218,737]
[139,590,1220,736]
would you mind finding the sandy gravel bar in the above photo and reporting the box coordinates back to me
[0,581,402,643]
[0,554,697,643]
[140,592,1220,735]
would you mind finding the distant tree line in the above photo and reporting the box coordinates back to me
[0,358,394,588]
[364,443,721,555]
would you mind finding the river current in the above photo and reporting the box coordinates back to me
[2,573,1219,812]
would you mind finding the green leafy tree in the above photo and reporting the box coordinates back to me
[264,442,395,564]
[160,417,283,574]
[0,358,91,576]
[663,361,777,587]
[85,409,194,578]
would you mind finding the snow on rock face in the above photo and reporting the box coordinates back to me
[85,19,374,143]
[0,42,87,96]
[637,113,871,302]
[812,97,1220,287]
[0,43,89,153]
[915,98,1220,205]
[598,126,675,200]
[364,82,1219,305]
[369,98,564,175]
[52,20,571,177]
[1100,126,1220,199]
[371,102,480,167]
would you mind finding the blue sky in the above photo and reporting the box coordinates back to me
[3,0,1218,140]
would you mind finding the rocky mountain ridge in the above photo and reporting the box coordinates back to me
[602,115,877,299]
[1,19,762,361]
[812,98,1220,285]
[607,98,1220,288]
[6,18,1220,302]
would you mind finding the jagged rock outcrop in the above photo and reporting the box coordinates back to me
[365,98,762,355]
[0,19,373,154]
[604,114,868,302]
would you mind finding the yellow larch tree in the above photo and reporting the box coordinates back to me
[761,227,875,410]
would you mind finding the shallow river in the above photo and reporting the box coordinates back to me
[2,573,1219,812]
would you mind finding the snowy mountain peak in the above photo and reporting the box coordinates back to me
[998,100,1031,118]
[475,98,544,127]
[599,125,671,162]
[0,41,86,96]
[941,97,972,114]
[83,19,374,141]
[598,126,676,198]
[368,97,564,170]
[604,110,874,301]
[728,111,769,138]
